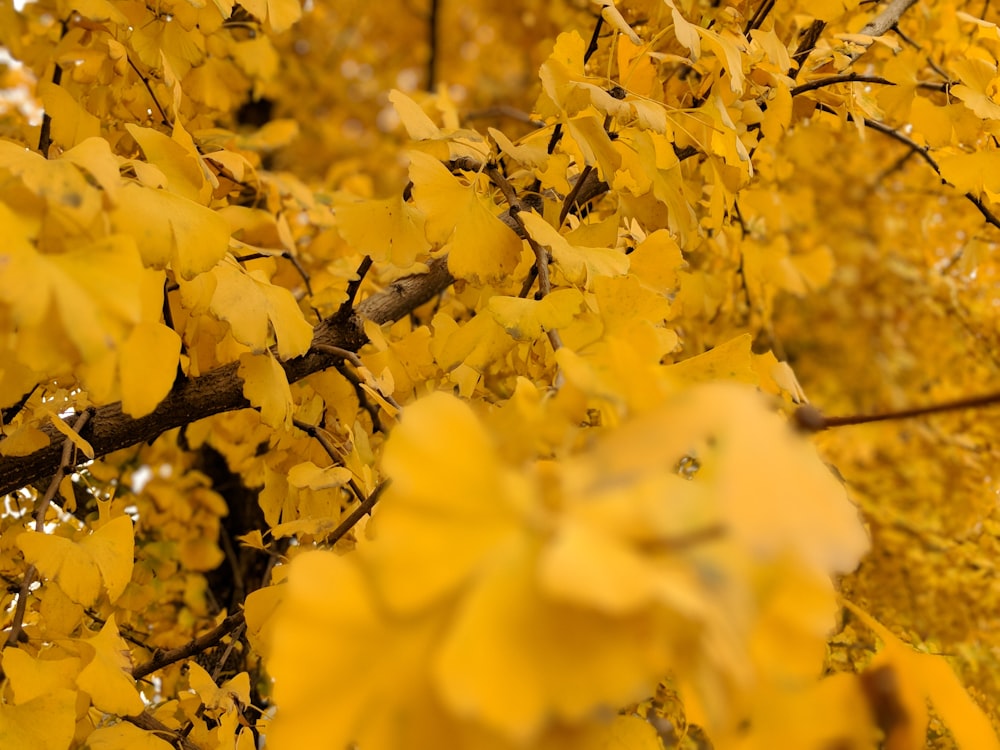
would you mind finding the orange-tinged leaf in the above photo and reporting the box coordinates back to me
[239,0,301,32]
[76,615,144,716]
[119,322,182,417]
[938,150,1000,194]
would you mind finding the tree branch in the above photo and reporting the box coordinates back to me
[0,257,454,498]
[133,611,246,680]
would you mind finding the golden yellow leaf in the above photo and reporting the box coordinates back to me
[38,80,100,149]
[408,150,523,282]
[0,689,76,750]
[0,425,50,457]
[335,193,430,267]
[76,615,144,716]
[125,123,209,203]
[86,723,175,750]
[119,322,181,417]
[112,183,231,280]
[368,392,527,614]
[238,352,293,428]
[487,288,584,340]
[1,649,80,704]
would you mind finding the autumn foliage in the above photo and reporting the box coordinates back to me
[2,0,1000,748]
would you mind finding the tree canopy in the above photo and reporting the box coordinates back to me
[1,0,1000,748]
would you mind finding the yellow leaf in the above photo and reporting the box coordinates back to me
[335,193,430,267]
[119,322,181,417]
[1,649,80,704]
[112,183,231,280]
[0,426,50,457]
[60,137,122,202]
[17,516,133,606]
[83,515,136,602]
[388,89,441,140]
[368,392,526,614]
[42,407,95,459]
[86,723,175,750]
[125,123,208,202]
[408,150,523,282]
[238,352,293,428]
[938,151,1000,195]
[76,615,144,716]
[237,0,301,32]
[38,80,100,149]
[487,288,584,340]
[846,602,1000,750]
[0,689,76,750]
[520,210,629,287]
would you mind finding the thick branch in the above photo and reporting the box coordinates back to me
[0,257,454,498]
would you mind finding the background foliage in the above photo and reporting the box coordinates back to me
[1,0,1000,748]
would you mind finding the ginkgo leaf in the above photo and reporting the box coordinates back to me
[119,322,181,417]
[487,288,584,340]
[938,151,1000,195]
[239,352,293,428]
[0,690,76,750]
[847,602,1000,750]
[125,123,209,202]
[112,183,231,280]
[0,426,49,457]
[17,515,134,606]
[408,150,523,282]
[519,210,629,286]
[335,193,431,267]
[86,723,175,750]
[267,551,450,750]
[388,89,441,140]
[38,81,100,149]
[1,649,80,705]
[76,615,144,716]
[239,0,301,33]
[367,392,528,614]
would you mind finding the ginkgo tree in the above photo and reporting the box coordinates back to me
[1,0,1000,747]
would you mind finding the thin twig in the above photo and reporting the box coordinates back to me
[313,343,364,369]
[126,712,203,750]
[813,102,1000,231]
[126,55,171,128]
[744,0,776,34]
[326,481,390,547]
[483,165,555,306]
[794,389,1000,432]
[789,20,826,78]
[132,611,246,680]
[559,165,594,228]
[337,256,374,319]
[791,73,947,97]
